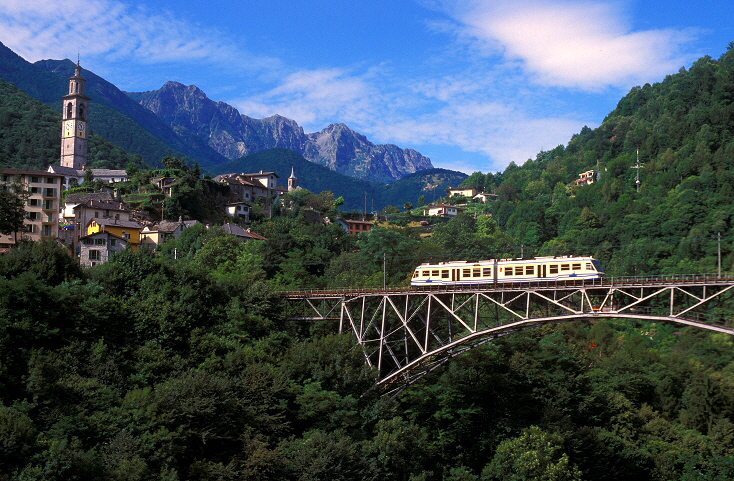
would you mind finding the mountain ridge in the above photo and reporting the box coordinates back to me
[129,80,433,183]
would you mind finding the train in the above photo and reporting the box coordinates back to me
[410,256,605,287]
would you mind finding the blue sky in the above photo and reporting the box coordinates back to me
[1,0,733,174]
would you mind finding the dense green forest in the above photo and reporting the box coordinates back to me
[3,43,734,481]
[1,222,733,480]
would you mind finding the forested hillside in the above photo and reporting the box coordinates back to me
[462,45,734,276]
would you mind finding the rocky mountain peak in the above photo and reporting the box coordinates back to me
[132,83,433,182]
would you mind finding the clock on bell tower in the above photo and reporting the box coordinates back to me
[60,60,90,170]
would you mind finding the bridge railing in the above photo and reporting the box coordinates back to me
[279,273,733,297]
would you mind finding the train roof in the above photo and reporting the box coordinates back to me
[417,256,597,267]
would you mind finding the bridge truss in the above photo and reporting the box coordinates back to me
[282,277,734,395]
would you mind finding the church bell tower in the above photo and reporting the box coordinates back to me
[60,61,90,170]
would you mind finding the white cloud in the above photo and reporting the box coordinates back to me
[0,0,277,71]
[432,0,695,90]
[232,68,379,130]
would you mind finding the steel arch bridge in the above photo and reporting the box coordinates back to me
[282,276,734,395]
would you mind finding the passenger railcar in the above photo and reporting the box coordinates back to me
[411,256,604,287]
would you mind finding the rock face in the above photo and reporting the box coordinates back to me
[132,81,433,182]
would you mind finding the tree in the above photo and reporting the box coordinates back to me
[0,180,27,235]
[161,156,185,171]
[83,168,94,185]
[481,426,582,481]
[417,195,426,207]
[404,201,413,212]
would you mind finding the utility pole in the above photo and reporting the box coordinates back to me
[382,252,387,289]
[718,232,722,277]
[632,148,643,192]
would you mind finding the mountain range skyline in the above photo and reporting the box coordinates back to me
[1,0,733,174]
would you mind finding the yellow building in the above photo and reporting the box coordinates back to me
[86,217,143,251]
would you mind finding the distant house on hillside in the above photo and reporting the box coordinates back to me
[215,171,282,204]
[141,218,199,246]
[79,231,129,267]
[575,170,597,187]
[222,223,267,241]
[63,192,114,221]
[473,192,497,203]
[448,186,480,198]
[426,204,465,217]
[335,218,373,235]
[225,202,250,221]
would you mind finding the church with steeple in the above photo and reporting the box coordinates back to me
[60,61,89,170]
[49,61,127,189]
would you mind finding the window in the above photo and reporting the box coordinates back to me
[27,199,40,206]
[41,225,52,236]
[441,270,449,279]
[29,187,40,194]
[431,270,439,277]
[483,268,492,277]
[422,270,429,277]
[463,268,471,277]
[95,238,106,245]
[30,176,40,183]
[83,238,93,245]
[44,213,53,223]
[549,265,558,274]
[43,200,54,210]
[26,212,39,220]
[506,267,514,276]
[526,266,534,275]
[572,263,581,271]
[89,250,100,261]
[586,263,592,270]
[25,224,37,233]
[45,177,56,184]
[560,264,570,271]
[43,188,55,197]
[110,239,116,246]
[473,268,481,277]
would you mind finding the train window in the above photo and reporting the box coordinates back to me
[572,263,581,271]
[413,271,418,278]
[422,270,429,277]
[526,266,534,275]
[505,267,512,276]
[549,265,558,274]
[483,268,492,276]
[442,270,449,278]
[560,264,570,271]
[473,268,481,277]
[586,263,592,270]
[463,268,471,277]
[432,270,439,277]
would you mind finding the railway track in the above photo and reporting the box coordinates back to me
[280,274,734,298]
